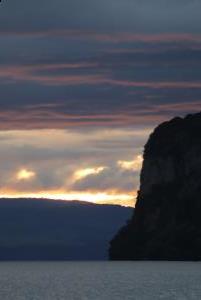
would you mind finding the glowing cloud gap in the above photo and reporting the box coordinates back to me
[0,189,135,207]
[16,169,36,181]
[73,167,107,181]
[118,155,143,171]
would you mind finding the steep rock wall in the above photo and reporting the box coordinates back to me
[109,113,201,260]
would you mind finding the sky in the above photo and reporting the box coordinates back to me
[0,0,201,206]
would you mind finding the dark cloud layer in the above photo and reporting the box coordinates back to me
[0,1,201,129]
[1,0,201,34]
[0,39,201,129]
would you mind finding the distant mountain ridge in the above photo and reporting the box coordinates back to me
[110,112,201,260]
[0,198,132,260]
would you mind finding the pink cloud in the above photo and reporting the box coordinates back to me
[1,64,201,89]
[2,30,201,44]
[0,101,200,130]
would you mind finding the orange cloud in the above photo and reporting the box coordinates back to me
[118,155,143,171]
[0,188,136,207]
[16,169,36,181]
[73,166,107,181]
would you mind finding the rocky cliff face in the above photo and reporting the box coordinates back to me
[109,112,201,260]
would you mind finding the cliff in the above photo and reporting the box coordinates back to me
[109,112,201,260]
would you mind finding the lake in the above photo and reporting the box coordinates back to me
[0,262,200,299]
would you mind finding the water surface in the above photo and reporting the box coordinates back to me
[0,262,200,299]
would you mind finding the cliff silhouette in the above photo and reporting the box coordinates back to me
[109,112,201,260]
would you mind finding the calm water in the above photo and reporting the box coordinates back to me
[0,262,201,299]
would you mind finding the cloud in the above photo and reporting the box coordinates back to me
[16,169,36,181]
[0,33,201,130]
[0,0,200,206]
[118,155,143,171]
[1,0,201,34]
[0,7,201,131]
[71,160,142,193]
[0,128,145,202]
[73,166,107,181]
[0,189,135,207]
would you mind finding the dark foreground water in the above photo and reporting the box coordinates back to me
[0,262,201,299]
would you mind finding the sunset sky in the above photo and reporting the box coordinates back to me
[0,0,201,206]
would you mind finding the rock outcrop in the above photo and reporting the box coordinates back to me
[109,112,201,260]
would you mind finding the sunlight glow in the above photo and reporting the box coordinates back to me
[0,189,136,207]
[73,166,106,181]
[17,169,36,181]
[118,155,143,171]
